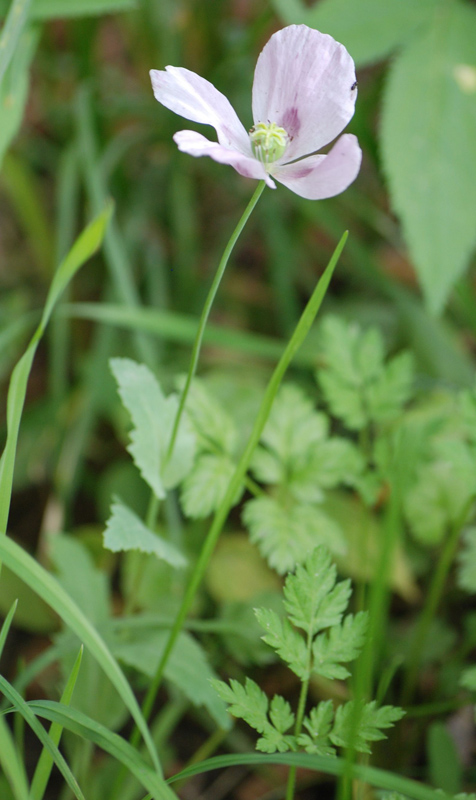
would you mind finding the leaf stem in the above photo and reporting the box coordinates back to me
[286,632,313,800]
[401,494,474,705]
[133,232,347,743]
[165,180,266,465]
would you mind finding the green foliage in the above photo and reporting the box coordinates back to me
[110,358,196,500]
[272,0,439,66]
[426,720,462,794]
[330,701,405,754]
[316,316,413,431]
[243,495,346,575]
[215,548,403,756]
[403,439,476,546]
[457,528,476,593]
[211,677,296,753]
[381,0,476,313]
[104,499,187,567]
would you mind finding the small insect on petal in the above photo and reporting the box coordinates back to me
[351,81,358,91]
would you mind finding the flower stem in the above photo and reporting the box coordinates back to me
[165,180,266,466]
[134,231,347,743]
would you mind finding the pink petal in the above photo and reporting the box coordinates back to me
[150,66,250,154]
[272,134,361,199]
[252,25,357,162]
[174,131,276,187]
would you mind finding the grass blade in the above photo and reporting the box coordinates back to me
[30,647,83,800]
[0,203,113,535]
[0,534,162,777]
[0,676,85,800]
[25,701,176,800]
[0,716,29,800]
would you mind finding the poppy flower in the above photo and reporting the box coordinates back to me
[150,25,361,199]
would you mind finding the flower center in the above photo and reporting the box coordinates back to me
[249,121,289,165]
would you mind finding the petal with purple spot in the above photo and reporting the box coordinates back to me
[272,134,362,199]
[252,25,357,162]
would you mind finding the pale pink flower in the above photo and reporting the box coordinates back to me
[150,25,361,200]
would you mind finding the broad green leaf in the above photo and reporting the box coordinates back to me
[460,665,476,691]
[0,27,37,170]
[244,495,346,574]
[110,358,195,499]
[104,499,187,567]
[180,453,242,519]
[283,547,350,636]
[111,626,230,730]
[0,0,31,85]
[24,701,176,800]
[0,0,136,18]
[0,716,29,800]
[0,534,161,774]
[0,676,85,800]
[427,721,462,794]
[330,700,405,754]
[206,534,280,604]
[272,0,439,66]
[458,527,476,593]
[311,612,368,680]
[380,0,476,313]
[298,700,336,756]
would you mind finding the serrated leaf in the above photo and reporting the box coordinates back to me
[178,377,237,455]
[272,0,439,66]
[269,694,295,734]
[243,496,346,575]
[104,499,187,568]
[212,677,269,733]
[317,317,412,430]
[283,547,350,636]
[404,439,476,546]
[110,358,195,499]
[254,607,308,679]
[380,1,476,313]
[312,612,368,680]
[180,453,242,519]
[458,528,476,594]
[331,700,405,754]
[298,700,336,756]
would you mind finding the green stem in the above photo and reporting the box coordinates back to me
[286,632,313,800]
[401,494,475,706]
[165,180,266,465]
[134,231,347,745]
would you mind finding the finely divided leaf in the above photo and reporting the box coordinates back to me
[283,547,350,636]
[110,358,195,499]
[244,496,346,575]
[178,377,237,455]
[180,453,242,519]
[104,499,187,568]
[331,700,405,753]
[254,607,308,679]
[298,700,336,756]
[312,612,368,680]
[380,1,476,313]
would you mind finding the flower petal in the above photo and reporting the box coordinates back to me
[252,25,357,161]
[272,134,361,199]
[173,130,276,187]
[150,66,250,153]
